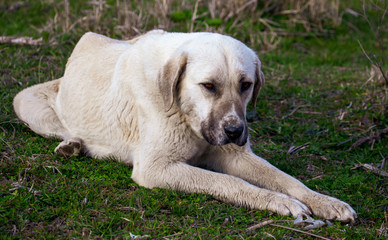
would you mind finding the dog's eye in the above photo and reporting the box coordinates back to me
[202,83,216,92]
[241,82,252,92]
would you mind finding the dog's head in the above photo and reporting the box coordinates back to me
[158,34,264,146]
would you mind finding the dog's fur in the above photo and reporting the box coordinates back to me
[13,30,356,222]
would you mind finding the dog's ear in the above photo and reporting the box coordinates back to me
[252,59,265,109]
[158,51,188,112]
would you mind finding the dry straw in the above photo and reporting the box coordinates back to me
[39,0,342,53]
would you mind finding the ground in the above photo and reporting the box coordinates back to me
[0,0,387,239]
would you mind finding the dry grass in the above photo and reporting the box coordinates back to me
[279,0,342,31]
[358,0,388,116]
[361,65,388,116]
[37,0,344,52]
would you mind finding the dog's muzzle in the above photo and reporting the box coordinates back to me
[200,113,248,146]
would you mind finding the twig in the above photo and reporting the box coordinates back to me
[162,232,183,239]
[248,126,260,135]
[247,217,334,239]
[246,219,274,232]
[45,166,63,176]
[282,105,309,119]
[9,184,24,192]
[0,137,14,152]
[287,142,311,155]
[311,175,324,180]
[325,137,356,147]
[350,126,388,150]
[358,40,388,85]
[236,0,257,14]
[351,163,388,177]
[0,36,43,46]
[121,217,131,222]
[190,0,200,33]
[323,125,377,148]
[380,151,386,169]
[269,223,332,240]
[275,31,332,37]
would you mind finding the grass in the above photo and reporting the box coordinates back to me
[1,0,387,239]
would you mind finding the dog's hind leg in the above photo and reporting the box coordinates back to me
[14,79,65,138]
[13,79,82,157]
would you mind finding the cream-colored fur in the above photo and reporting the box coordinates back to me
[13,30,356,222]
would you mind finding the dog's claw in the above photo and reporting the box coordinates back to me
[304,192,357,223]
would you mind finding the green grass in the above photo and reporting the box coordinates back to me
[1,0,387,239]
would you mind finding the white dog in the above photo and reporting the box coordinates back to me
[13,30,356,222]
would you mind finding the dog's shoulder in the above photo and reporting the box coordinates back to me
[127,29,167,44]
[70,32,128,60]
[65,32,130,72]
[78,32,125,48]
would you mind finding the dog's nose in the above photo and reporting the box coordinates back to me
[224,125,244,140]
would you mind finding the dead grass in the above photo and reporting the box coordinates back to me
[36,0,345,52]
[362,65,388,115]
[357,0,388,117]
[279,0,342,31]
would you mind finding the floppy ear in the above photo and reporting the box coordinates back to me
[252,59,265,109]
[158,51,188,112]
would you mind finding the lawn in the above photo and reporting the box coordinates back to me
[0,0,387,239]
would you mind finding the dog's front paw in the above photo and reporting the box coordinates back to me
[266,194,311,218]
[305,192,357,223]
[54,138,82,158]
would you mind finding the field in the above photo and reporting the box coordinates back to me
[0,0,387,239]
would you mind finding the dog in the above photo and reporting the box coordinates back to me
[13,30,356,222]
